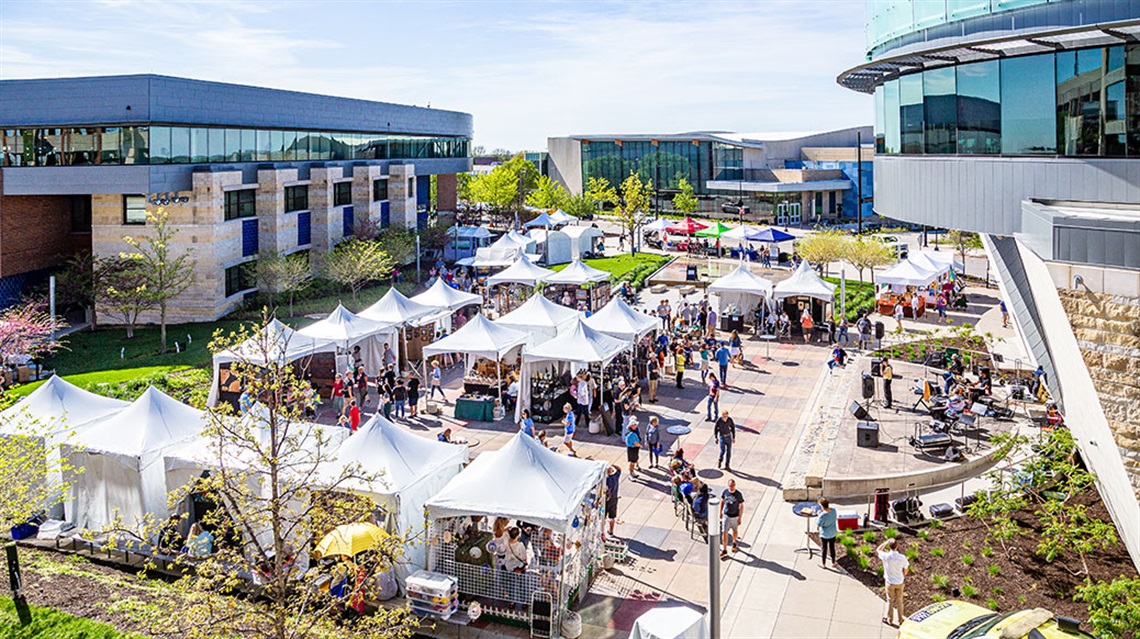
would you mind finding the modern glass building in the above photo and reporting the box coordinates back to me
[547,129,873,224]
[840,0,1140,568]
[0,75,472,320]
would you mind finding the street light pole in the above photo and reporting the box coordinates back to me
[856,132,863,235]
[708,496,722,639]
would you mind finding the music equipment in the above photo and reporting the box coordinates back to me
[930,420,950,433]
[944,445,964,462]
[912,432,953,450]
[955,493,978,512]
[873,488,890,523]
[929,503,954,518]
[870,358,883,378]
[862,374,875,400]
[849,401,871,421]
[1011,385,1027,400]
[856,421,880,448]
[891,496,923,524]
[874,321,885,340]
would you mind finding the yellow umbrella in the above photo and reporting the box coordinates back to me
[316,522,389,558]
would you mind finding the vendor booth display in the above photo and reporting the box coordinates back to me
[526,229,572,266]
[773,260,838,338]
[321,414,468,583]
[424,433,608,632]
[495,292,582,342]
[517,319,631,423]
[359,289,438,370]
[876,259,940,316]
[561,225,605,260]
[64,387,207,531]
[208,319,337,407]
[707,265,774,330]
[876,259,939,290]
[297,304,396,379]
[544,259,611,312]
[665,217,708,235]
[423,314,529,412]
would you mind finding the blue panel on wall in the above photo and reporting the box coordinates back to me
[416,175,430,209]
[380,201,390,229]
[417,211,428,231]
[298,211,311,246]
[0,267,51,310]
[242,219,259,257]
[342,206,354,237]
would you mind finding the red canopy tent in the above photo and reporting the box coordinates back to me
[665,217,708,235]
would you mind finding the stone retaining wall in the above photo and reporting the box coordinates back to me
[1058,289,1140,498]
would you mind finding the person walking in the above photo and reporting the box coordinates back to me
[857,314,871,350]
[999,299,1009,328]
[715,341,731,388]
[646,356,660,403]
[705,373,720,422]
[817,497,838,569]
[715,409,736,471]
[575,372,593,430]
[382,342,396,369]
[406,372,421,418]
[837,317,850,346]
[392,378,407,420]
[331,373,346,417]
[674,346,686,389]
[624,418,642,478]
[893,301,905,331]
[605,465,621,539]
[429,360,445,401]
[561,402,577,456]
[800,312,814,343]
[719,479,744,558]
[354,366,369,408]
[877,539,910,627]
[646,416,661,469]
[347,397,361,432]
[881,356,894,409]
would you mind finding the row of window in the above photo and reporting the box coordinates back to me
[874,44,1140,157]
[0,126,470,167]
[866,0,1053,55]
[221,180,385,221]
[581,140,720,195]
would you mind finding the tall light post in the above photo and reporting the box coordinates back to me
[708,496,721,639]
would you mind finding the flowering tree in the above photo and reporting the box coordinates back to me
[0,299,66,365]
[102,255,155,339]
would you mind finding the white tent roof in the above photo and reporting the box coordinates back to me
[560,226,605,259]
[721,224,763,241]
[708,265,774,298]
[486,254,555,287]
[549,210,576,225]
[544,259,610,285]
[495,293,582,333]
[877,259,940,287]
[907,252,957,275]
[215,318,336,367]
[496,230,535,252]
[297,304,392,342]
[642,219,671,232]
[425,432,606,532]
[446,226,493,239]
[74,387,206,457]
[773,260,837,302]
[583,296,661,340]
[918,251,963,271]
[422,314,529,361]
[359,288,436,326]
[411,278,483,313]
[524,212,556,228]
[523,318,630,364]
[0,375,128,435]
[329,414,469,497]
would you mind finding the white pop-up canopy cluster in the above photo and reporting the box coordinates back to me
[544,259,610,285]
[411,277,483,314]
[486,254,554,287]
[359,288,436,327]
[65,387,208,530]
[423,314,529,362]
[773,260,837,302]
[583,296,661,341]
[0,375,128,435]
[495,293,583,341]
[425,432,606,533]
[297,304,397,375]
[516,318,632,420]
[708,264,774,315]
[526,229,572,265]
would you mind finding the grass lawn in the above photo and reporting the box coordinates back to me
[0,597,126,638]
[823,276,877,321]
[51,320,251,376]
[5,366,190,400]
[549,253,670,280]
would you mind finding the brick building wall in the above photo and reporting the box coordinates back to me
[1059,289,1140,498]
[0,171,84,278]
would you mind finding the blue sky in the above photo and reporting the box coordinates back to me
[0,0,872,151]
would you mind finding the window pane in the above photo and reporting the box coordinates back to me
[208,128,225,162]
[124,195,147,224]
[295,132,310,161]
[883,80,900,154]
[270,130,284,161]
[68,127,98,165]
[874,86,886,153]
[224,128,241,162]
[1057,48,1103,156]
[149,126,171,164]
[924,67,956,154]
[241,129,256,162]
[957,60,1001,154]
[1001,54,1056,154]
[254,130,270,162]
[1127,44,1140,156]
[900,74,924,153]
[191,128,209,163]
[100,127,121,164]
[283,131,297,161]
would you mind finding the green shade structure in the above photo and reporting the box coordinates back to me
[695,222,735,238]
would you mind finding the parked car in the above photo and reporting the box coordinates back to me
[899,600,1094,639]
[721,201,750,215]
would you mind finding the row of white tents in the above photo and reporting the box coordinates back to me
[453,222,605,268]
[877,251,962,290]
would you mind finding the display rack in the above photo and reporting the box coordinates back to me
[530,366,573,424]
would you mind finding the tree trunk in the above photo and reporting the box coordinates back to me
[126,322,135,339]
[288,292,294,318]
[160,303,168,354]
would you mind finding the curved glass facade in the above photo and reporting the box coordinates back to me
[874,44,1140,156]
[0,125,470,167]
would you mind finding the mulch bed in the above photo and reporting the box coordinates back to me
[820,489,1137,631]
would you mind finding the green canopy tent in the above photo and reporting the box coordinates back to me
[694,222,735,238]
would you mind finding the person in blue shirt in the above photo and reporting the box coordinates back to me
[561,402,577,456]
[816,497,839,569]
[519,408,535,438]
[624,418,642,478]
[691,483,710,523]
[715,342,731,387]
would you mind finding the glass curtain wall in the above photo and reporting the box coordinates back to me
[581,139,711,193]
[0,125,470,167]
[873,44,1139,157]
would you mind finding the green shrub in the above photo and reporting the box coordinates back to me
[875,565,884,578]
[862,530,877,543]
[859,544,873,557]
[987,564,1000,576]
[961,554,975,567]
[992,587,1003,595]
[930,520,943,529]
[883,528,899,539]
[986,598,999,611]
[981,546,994,558]
[962,540,971,550]
[931,547,945,558]
[931,594,947,603]
[918,530,931,541]
[845,544,859,558]
[1074,576,1140,639]
[932,574,950,589]
[962,585,978,598]
[855,554,871,570]
[905,547,919,563]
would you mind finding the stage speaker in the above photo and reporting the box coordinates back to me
[857,421,880,448]
[862,374,875,399]
[870,358,883,377]
[849,401,870,421]
[874,321,885,340]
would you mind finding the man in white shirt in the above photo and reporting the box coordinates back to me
[382,343,396,368]
[877,539,910,627]
[575,372,593,428]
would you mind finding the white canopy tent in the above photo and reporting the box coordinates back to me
[517,318,631,420]
[907,252,955,277]
[321,414,468,582]
[526,229,572,265]
[208,319,337,407]
[721,224,761,241]
[494,292,582,341]
[583,296,661,341]
[549,210,576,226]
[524,212,556,228]
[64,387,208,530]
[422,314,530,401]
[425,432,605,533]
[773,260,837,302]
[642,219,671,233]
[544,259,610,285]
[918,250,964,272]
[877,259,940,289]
[0,375,128,435]
[485,254,555,287]
[297,304,396,376]
[359,288,436,327]
[707,265,775,316]
[411,277,483,313]
[561,226,605,260]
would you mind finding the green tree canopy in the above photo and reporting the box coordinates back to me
[526,175,570,210]
[672,177,699,215]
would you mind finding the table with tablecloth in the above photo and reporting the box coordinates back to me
[628,605,708,639]
[454,396,495,421]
